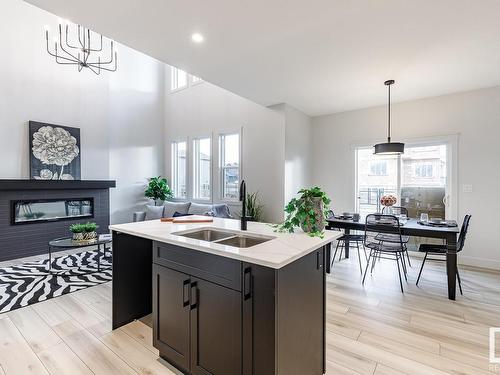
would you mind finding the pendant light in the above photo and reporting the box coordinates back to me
[374,80,404,155]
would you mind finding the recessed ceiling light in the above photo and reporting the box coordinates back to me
[191,33,204,43]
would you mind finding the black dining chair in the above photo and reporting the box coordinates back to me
[331,233,367,274]
[362,214,408,293]
[380,206,411,266]
[416,215,471,295]
[328,211,367,274]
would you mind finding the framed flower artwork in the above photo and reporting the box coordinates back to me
[29,121,81,180]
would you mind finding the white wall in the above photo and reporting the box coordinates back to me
[312,87,500,269]
[0,0,165,224]
[270,104,313,203]
[164,75,286,223]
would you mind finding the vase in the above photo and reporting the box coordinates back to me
[72,232,84,241]
[300,197,325,233]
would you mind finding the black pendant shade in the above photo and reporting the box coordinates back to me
[374,80,404,155]
[373,141,405,155]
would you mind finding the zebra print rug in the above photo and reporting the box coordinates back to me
[0,249,112,314]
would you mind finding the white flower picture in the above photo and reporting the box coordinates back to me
[29,121,81,180]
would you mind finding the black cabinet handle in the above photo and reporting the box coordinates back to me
[243,267,252,300]
[190,282,198,310]
[182,279,190,307]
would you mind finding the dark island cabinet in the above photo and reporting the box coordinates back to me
[151,241,327,375]
[190,277,242,375]
[152,264,190,370]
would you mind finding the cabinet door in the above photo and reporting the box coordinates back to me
[190,278,242,375]
[153,264,191,371]
[276,248,325,375]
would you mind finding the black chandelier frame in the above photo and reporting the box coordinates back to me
[45,22,117,75]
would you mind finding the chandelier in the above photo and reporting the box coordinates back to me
[45,21,117,75]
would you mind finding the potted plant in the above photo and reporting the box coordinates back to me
[274,187,331,238]
[70,222,98,242]
[242,191,264,222]
[145,176,173,206]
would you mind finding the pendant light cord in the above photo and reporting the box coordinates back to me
[387,83,391,142]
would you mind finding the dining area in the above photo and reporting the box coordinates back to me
[325,199,470,300]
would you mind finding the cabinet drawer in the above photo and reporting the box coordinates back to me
[153,241,242,291]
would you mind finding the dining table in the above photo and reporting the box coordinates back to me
[325,216,461,300]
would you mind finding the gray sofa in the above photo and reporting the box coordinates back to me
[133,201,233,222]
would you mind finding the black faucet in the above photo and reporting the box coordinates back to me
[239,180,247,230]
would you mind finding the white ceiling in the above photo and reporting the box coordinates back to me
[25,0,500,116]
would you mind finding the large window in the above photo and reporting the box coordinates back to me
[171,141,187,198]
[220,133,240,199]
[171,67,188,91]
[356,142,449,219]
[193,137,211,200]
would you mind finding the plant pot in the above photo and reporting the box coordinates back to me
[300,197,325,233]
[72,231,97,242]
[72,232,84,241]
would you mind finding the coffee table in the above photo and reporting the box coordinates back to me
[47,236,112,274]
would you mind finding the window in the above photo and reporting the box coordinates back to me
[356,143,449,218]
[415,164,433,178]
[171,141,187,198]
[369,161,387,176]
[191,75,203,84]
[193,137,211,200]
[171,67,188,91]
[220,133,240,199]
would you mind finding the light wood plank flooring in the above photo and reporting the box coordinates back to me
[0,253,499,374]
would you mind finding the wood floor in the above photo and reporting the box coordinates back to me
[1,252,499,374]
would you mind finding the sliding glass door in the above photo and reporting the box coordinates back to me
[356,139,454,220]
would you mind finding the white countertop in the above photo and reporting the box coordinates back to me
[109,217,341,269]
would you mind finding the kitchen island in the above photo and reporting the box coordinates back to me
[109,217,340,375]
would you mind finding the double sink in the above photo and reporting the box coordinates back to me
[172,228,275,248]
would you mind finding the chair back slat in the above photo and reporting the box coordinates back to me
[364,214,403,248]
[456,215,471,252]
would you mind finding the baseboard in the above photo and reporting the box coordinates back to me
[408,251,500,272]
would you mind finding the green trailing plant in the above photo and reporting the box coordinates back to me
[273,187,331,238]
[145,176,173,205]
[242,191,264,222]
[69,222,98,233]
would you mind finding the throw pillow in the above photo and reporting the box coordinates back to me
[188,202,213,216]
[145,205,164,220]
[164,201,191,218]
[173,212,194,218]
[210,204,232,218]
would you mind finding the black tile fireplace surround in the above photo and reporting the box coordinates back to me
[0,179,115,262]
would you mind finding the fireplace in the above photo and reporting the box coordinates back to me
[12,198,94,225]
[0,179,115,261]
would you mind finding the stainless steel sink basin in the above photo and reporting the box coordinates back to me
[172,228,275,248]
[215,235,273,248]
[174,229,234,242]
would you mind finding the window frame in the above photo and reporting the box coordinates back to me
[170,66,188,93]
[171,139,188,200]
[192,135,212,201]
[352,135,458,220]
[218,131,242,202]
